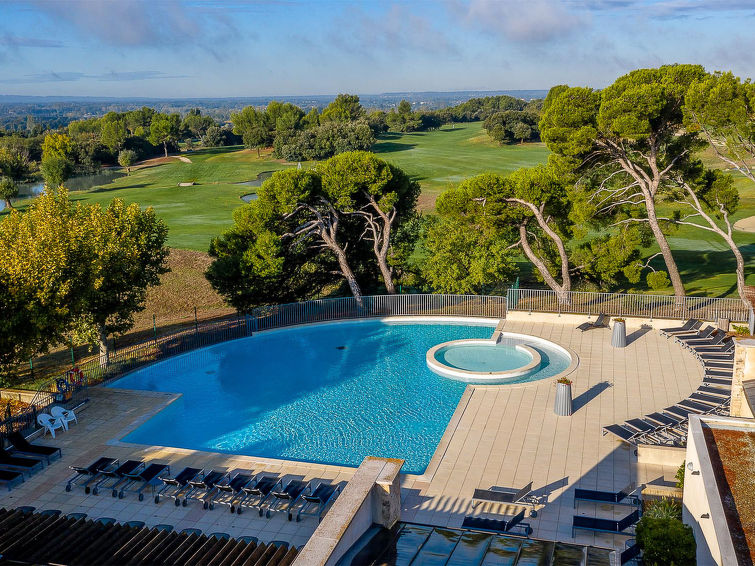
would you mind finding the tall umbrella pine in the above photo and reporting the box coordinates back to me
[318,152,420,294]
[429,170,574,304]
[540,65,710,300]
[259,169,364,301]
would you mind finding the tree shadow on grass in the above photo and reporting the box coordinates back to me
[373,141,418,154]
[74,183,150,196]
[573,381,613,413]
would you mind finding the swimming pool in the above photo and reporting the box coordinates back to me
[109,320,570,474]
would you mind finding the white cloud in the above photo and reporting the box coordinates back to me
[451,0,585,42]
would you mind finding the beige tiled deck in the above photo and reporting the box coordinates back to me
[0,317,703,551]
[401,317,703,549]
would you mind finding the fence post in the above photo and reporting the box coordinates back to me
[153,314,157,343]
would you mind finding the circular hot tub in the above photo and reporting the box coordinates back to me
[426,332,573,384]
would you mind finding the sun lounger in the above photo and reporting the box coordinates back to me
[574,485,638,507]
[472,481,536,516]
[461,509,532,536]
[602,424,640,443]
[659,319,700,337]
[678,398,716,413]
[117,463,170,500]
[577,313,609,332]
[674,325,714,341]
[7,432,61,464]
[91,460,144,496]
[0,468,25,491]
[691,338,733,352]
[210,472,255,513]
[66,457,118,493]
[698,352,734,363]
[572,509,640,537]
[0,447,44,476]
[295,481,342,522]
[155,467,202,506]
[264,478,308,519]
[644,412,683,427]
[182,469,229,509]
[237,474,278,515]
[689,392,729,406]
[681,330,727,348]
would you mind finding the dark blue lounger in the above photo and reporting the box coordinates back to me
[572,509,640,537]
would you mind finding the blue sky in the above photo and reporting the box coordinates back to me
[0,0,753,97]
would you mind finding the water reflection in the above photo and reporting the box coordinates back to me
[1,170,126,212]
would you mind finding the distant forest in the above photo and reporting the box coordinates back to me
[0,90,547,131]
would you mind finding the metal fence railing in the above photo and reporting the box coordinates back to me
[507,288,750,323]
[249,294,508,331]
[1,376,88,446]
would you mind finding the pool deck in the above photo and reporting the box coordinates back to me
[0,316,703,551]
[401,316,702,549]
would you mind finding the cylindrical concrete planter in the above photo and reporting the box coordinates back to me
[554,382,573,416]
[612,321,627,348]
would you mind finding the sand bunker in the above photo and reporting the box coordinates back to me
[735,216,755,232]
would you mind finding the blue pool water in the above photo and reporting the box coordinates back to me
[109,320,568,474]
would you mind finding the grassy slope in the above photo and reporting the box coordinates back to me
[66,147,296,251]
[374,123,549,209]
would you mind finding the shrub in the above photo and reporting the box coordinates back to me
[676,461,685,489]
[732,324,750,336]
[556,377,572,385]
[646,270,670,290]
[644,497,682,520]
[636,517,696,565]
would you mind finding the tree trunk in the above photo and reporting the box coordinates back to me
[374,215,396,294]
[332,245,362,300]
[518,223,570,305]
[256,147,261,157]
[645,199,686,300]
[97,325,110,368]
[163,141,168,158]
[376,248,395,294]
[3,199,12,209]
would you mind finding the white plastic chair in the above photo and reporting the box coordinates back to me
[37,413,65,438]
[50,406,77,429]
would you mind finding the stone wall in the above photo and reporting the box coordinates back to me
[293,456,403,566]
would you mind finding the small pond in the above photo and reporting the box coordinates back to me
[239,171,274,203]
[1,170,126,212]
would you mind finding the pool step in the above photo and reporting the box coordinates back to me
[493,319,506,343]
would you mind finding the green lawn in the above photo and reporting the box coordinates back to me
[374,122,549,208]
[3,125,549,251]
[62,147,295,251]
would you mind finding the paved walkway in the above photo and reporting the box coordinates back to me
[0,316,703,551]
[400,317,702,549]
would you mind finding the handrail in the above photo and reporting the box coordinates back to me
[507,288,749,322]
